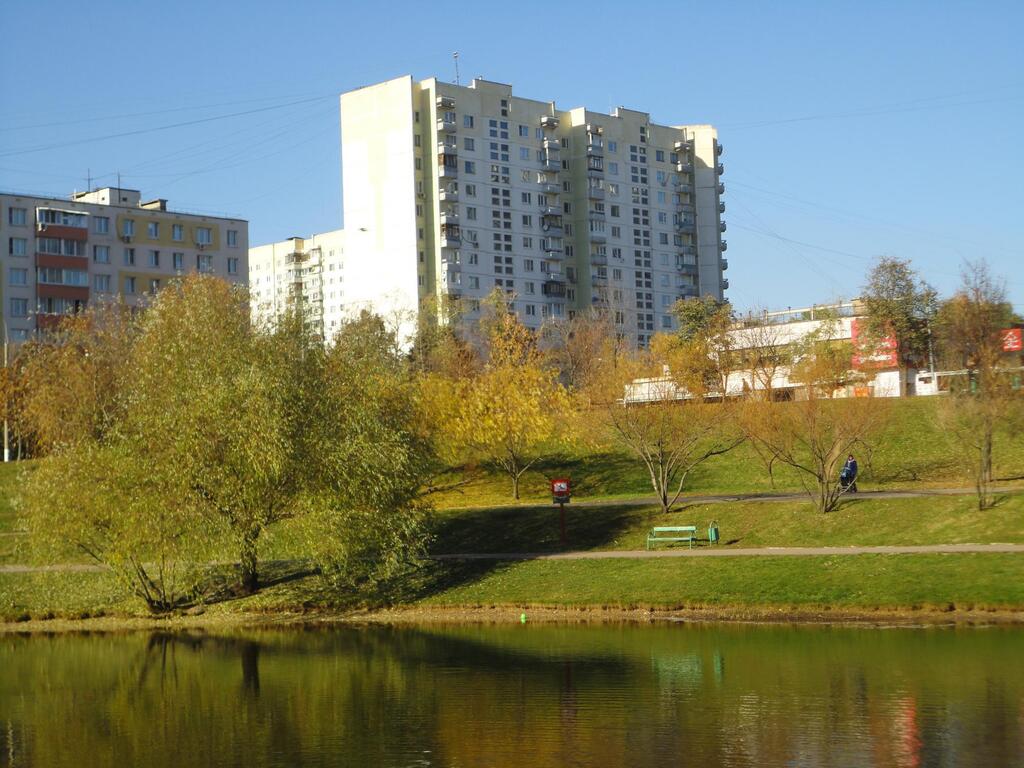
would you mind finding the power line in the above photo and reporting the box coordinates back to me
[0,94,334,159]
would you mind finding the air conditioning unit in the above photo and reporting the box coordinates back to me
[121,234,132,243]
[195,241,206,250]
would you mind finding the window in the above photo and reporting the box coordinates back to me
[227,230,238,247]
[524,258,535,272]
[608,141,617,153]
[149,279,160,294]
[227,257,239,275]
[125,277,136,294]
[523,237,533,248]
[469,276,480,289]
[520,147,530,161]
[8,268,27,286]
[466,206,477,221]
[518,125,529,137]
[662,315,673,329]
[93,245,110,263]
[172,224,184,241]
[522,215,532,227]
[122,219,135,237]
[463,114,474,128]
[655,150,665,162]
[9,238,27,257]
[93,216,109,234]
[124,248,136,266]
[9,298,28,317]
[464,137,475,151]
[609,162,619,175]
[8,208,27,226]
[525,282,535,295]
[94,274,111,292]
[148,250,160,267]
[464,160,476,174]
[147,222,159,238]
[525,304,537,316]
[197,254,213,272]
[465,183,476,197]
[195,227,212,245]
[173,252,184,271]
[521,191,532,204]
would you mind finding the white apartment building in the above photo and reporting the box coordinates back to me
[251,75,728,346]
[341,75,727,347]
[248,229,346,337]
[1,187,248,341]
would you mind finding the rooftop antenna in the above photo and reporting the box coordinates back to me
[86,168,92,192]
[453,51,460,86]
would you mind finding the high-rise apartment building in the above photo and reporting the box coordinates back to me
[1,187,248,341]
[249,229,346,337]
[251,74,727,346]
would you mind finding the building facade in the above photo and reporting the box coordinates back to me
[338,75,727,347]
[1,187,248,341]
[248,229,346,337]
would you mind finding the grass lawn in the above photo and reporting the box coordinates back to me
[0,461,27,534]
[420,554,1024,612]
[432,492,1024,554]
[431,398,1024,509]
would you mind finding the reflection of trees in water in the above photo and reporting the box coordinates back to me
[0,626,1023,767]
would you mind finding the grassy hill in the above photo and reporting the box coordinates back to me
[431,398,1024,509]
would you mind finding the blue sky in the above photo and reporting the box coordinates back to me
[2,0,1021,312]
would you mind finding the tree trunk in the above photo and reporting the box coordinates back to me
[239,527,260,594]
[511,473,520,500]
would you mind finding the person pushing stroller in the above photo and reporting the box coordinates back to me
[839,454,858,493]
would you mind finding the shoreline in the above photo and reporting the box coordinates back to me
[3,602,1023,635]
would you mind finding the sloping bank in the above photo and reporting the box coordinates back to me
[2,552,1024,632]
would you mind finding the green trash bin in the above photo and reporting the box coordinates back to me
[708,521,720,545]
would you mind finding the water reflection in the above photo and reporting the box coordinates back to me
[1,623,1022,767]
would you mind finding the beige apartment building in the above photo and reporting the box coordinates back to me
[252,74,727,346]
[1,187,248,341]
[248,229,346,337]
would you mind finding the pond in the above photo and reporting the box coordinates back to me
[2,622,1022,767]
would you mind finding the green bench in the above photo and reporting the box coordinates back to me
[647,525,698,550]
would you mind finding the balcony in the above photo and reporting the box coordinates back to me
[436,115,456,133]
[543,279,567,297]
[438,159,458,178]
[440,209,460,225]
[589,231,607,243]
[439,186,459,202]
[721,258,729,271]
[284,251,308,264]
[719,220,727,233]
[675,182,694,195]
[718,201,726,213]
[589,208,606,220]
[540,180,560,195]
[676,202,695,214]
[591,273,608,286]
[587,184,605,200]
[542,237,563,254]
[676,220,696,234]
[540,115,559,130]
[679,264,699,277]
[675,162,693,174]
[679,285,700,298]
[716,143,724,156]
[716,163,725,175]
[721,278,729,291]
[542,224,564,237]
[586,142,604,156]
[540,205,561,217]
[720,239,728,252]
[542,137,560,151]
[591,253,608,266]
[440,224,461,247]
[717,182,725,195]
[673,139,693,152]
[678,245,696,256]
[436,95,456,109]
[542,155,560,171]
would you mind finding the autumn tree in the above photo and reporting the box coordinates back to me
[668,296,737,398]
[735,310,793,402]
[540,308,618,391]
[588,340,742,515]
[425,292,571,500]
[934,260,1019,509]
[861,256,938,396]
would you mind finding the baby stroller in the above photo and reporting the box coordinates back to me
[839,456,858,493]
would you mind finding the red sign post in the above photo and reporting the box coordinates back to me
[551,478,571,548]
[1001,328,1022,353]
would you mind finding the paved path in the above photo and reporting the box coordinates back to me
[432,543,1024,561]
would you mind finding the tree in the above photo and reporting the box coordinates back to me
[861,257,938,396]
[540,308,618,391]
[426,293,571,500]
[668,296,737,398]
[788,312,859,398]
[588,341,742,515]
[735,310,793,402]
[934,260,1018,509]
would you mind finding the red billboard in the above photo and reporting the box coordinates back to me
[850,318,898,370]
[1002,328,1022,352]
